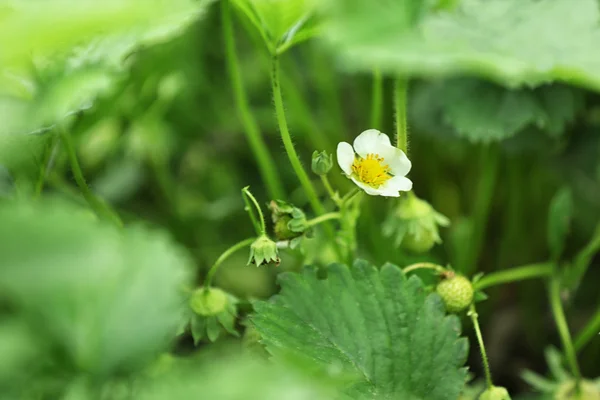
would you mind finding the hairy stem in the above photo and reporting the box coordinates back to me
[204,237,255,288]
[242,186,266,235]
[469,304,494,389]
[370,69,383,129]
[474,263,553,290]
[394,78,408,153]
[60,127,122,227]
[549,276,582,387]
[320,175,341,207]
[306,212,341,228]
[574,305,600,352]
[222,0,285,200]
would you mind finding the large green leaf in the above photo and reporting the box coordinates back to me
[411,79,584,142]
[0,199,193,375]
[251,260,469,399]
[323,0,600,91]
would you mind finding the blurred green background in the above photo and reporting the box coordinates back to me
[1,0,600,398]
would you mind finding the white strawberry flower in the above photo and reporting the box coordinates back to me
[336,129,412,197]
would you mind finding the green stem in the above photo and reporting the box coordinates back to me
[462,145,500,276]
[341,188,360,205]
[403,262,446,275]
[306,212,341,227]
[549,276,582,386]
[204,237,255,288]
[242,186,266,235]
[222,0,285,200]
[320,175,341,207]
[271,55,325,217]
[370,69,383,129]
[574,306,600,352]
[60,127,122,227]
[394,78,408,153]
[474,263,554,290]
[34,134,59,198]
[469,304,494,389]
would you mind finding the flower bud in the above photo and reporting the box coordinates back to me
[268,200,308,241]
[189,287,228,316]
[311,150,333,176]
[478,386,511,400]
[383,193,449,253]
[436,273,474,313]
[248,235,280,267]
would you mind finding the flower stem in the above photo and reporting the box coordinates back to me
[204,237,255,288]
[242,186,266,235]
[394,78,408,153]
[474,263,553,290]
[469,304,494,389]
[221,0,285,200]
[320,175,341,207]
[60,127,122,227]
[549,276,582,386]
[341,188,360,205]
[271,55,325,217]
[574,305,600,353]
[403,262,446,275]
[306,212,341,228]
[370,69,383,129]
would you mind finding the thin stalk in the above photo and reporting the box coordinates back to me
[34,134,59,198]
[403,262,446,275]
[341,188,360,205]
[242,186,265,235]
[549,276,582,387]
[306,212,341,227]
[320,175,341,207]
[60,127,122,227]
[462,145,500,276]
[474,263,554,290]
[574,306,600,352]
[394,78,408,153]
[222,0,285,200]
[469,304,494,389]
[204,237,255,288]
[370,69,383,129]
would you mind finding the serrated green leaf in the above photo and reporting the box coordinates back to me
[323,0,600,91]
[412,79,584,142]
[0,198,193,375]
[547,187,573,261]
[251,260,469,399]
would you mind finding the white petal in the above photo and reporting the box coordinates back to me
[386,147,412,176]
[336,142,355,175]
[378,176,413,196]
[353,129,392,158]
[350,177,381,196]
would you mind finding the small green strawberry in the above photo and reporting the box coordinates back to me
[436,273,474,313]
[479,386,511,400]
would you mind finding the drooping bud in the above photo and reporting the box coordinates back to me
[436,272,474,313]
[248,235,280,267]
[311,150,333,176]
[188,287,239,344]
[383,193,449,253]
[189,287,228,316]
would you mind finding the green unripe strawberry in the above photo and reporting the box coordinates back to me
[400,229,437,253]
[436,274,474,313]
[479,386,511,400]
[189,287,228,316]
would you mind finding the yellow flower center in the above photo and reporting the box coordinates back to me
[351,153,392,188]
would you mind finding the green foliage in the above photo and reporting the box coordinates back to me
[251,260,469,399]
[232,0,319,53]
[323,0,600,91]
[0,198,193,376]
[412,79,584,142]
